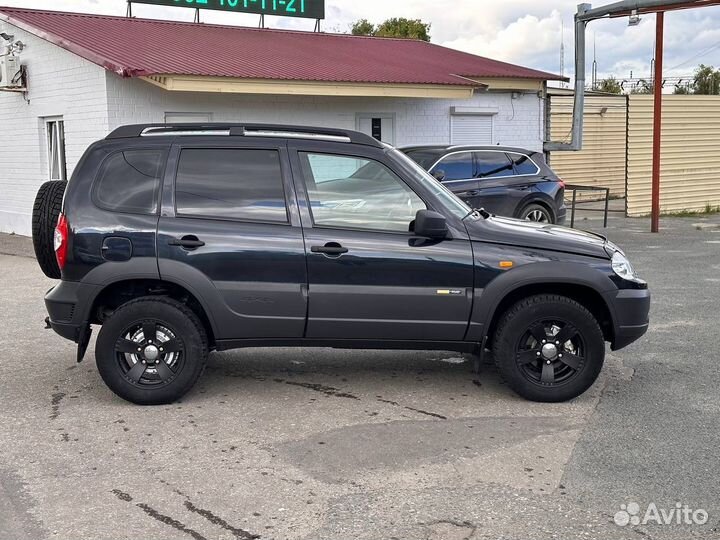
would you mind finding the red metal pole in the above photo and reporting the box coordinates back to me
[651,11,664,233]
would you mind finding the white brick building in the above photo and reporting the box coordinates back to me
[0,6,562,236]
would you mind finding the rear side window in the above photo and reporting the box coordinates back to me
[175,149,287,223]
[474,151,514,179]
[93,150,166,214]
[509,152,540,175]
[434,152,474,181]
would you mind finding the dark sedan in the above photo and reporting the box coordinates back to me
[401,145,567,224]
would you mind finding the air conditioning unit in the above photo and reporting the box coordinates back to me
[0,55,21,88]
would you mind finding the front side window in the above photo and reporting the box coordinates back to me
[93,149,166,214]
[474,151,514,179]
[509,152,540,176]
[434,152,474,181]
[175,149,288,223]
[300,152,426,233]
[45,118,67,181]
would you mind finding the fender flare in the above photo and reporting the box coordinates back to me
[468,260,618,342]
[80,257,221,340]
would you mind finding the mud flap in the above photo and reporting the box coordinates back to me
[473,335,488,374]
[76,325,92,363]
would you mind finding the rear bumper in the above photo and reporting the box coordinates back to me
[605,287,651,350]
[45,281,97,343]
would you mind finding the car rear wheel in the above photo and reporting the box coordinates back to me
[520,203,553,224]
[492,294,605,402]
[32,180,67,279]
[96,297,208,405]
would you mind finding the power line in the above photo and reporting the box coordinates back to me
[666,39,720,71]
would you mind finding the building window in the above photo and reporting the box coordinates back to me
[45,118,67,181]
[450,114,493,145]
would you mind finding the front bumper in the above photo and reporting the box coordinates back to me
[45,280,97,343]
[605,287,651,350]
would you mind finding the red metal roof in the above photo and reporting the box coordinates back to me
[0,6,563,86]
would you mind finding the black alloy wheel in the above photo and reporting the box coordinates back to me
[492,294,605,402]
[96,297,208,405]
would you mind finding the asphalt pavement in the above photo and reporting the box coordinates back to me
[1,207,719,540]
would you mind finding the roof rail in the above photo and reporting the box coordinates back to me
[106,123,383,147]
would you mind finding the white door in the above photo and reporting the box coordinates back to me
[357,115,395,145]
[451,115,493,145]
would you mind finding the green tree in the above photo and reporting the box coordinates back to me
[351,19,375,37]
[692,64,720,95]
[596,76,623,94]
[673,83,691,95]
[350,17,431,41]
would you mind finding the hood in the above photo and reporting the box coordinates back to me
[465,216,610,258]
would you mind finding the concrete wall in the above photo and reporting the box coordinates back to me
[0,23,110,236]
[107,76,545,150]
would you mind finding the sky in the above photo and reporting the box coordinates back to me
[2,0,720,89]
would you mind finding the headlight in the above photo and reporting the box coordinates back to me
[611,251,642,283]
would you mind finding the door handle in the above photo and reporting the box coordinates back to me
[168,236,205,250]
[311,242,349,255]
[459,190,480,197]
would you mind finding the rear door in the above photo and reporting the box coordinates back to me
[157,140,307,341]
[289,143,475,341]
[473,150,540,217]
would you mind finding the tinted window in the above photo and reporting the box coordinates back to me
[403,149,444,170]
[435,152,474,181]
[93,150,166,214]
[474,151,514,179]
[300,152,425,233]
[510,152,540,175]
[175,149,287,223]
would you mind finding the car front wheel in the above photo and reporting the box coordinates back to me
[492,294,605,402]
[96,297,208,405]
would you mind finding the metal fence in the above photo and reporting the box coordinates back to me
[549,93,720,217]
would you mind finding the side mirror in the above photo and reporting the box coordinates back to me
[432,169,446,182]
[414,209,448,239]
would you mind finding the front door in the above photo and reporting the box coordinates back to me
[157,142,307,340]
[289,144,475,341]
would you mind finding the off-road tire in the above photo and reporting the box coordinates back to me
[492,294,605,402]
[96,297,208,405]
[32,180,67,278]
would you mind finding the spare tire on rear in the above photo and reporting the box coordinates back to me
[32,180,67,279]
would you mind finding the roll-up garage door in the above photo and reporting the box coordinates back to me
[451,115,493,145]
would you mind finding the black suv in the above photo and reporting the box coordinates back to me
[33,124,650,405]
[401,145,567,224]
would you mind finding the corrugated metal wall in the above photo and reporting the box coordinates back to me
[549,94,628,199]
[626,95,720,216]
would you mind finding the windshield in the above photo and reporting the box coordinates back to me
[388,148,471,220]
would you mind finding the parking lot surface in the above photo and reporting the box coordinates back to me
[1,208,719,540]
